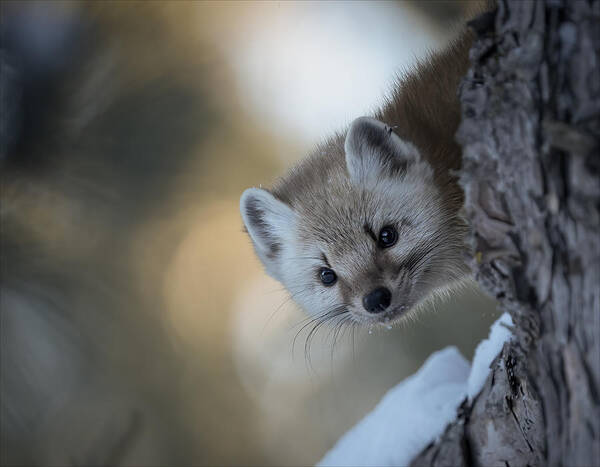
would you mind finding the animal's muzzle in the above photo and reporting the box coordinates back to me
[362,286,392,313]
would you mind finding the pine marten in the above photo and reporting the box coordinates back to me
[241,29,474,327]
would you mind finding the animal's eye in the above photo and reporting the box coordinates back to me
[378,225,398,248]
[319,267,337,286]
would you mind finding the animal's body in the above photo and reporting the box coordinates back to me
[241,30,474,326]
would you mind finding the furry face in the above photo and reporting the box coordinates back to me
[241,117,470,326]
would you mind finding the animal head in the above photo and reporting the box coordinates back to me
[240,117,469,325]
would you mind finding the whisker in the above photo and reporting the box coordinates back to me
[329,314,354,363]
[262,285,318,337]
[351,321,357,366]
[261,294,294,336]
[304,308,348,367]
[292,304,350,369]
[291,309,331,358]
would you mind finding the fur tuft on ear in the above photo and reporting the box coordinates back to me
[240,188,295,276]
[344,116,421,185]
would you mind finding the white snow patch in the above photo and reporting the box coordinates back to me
[467,312,514,400]
[318,347,470,467]
[318,313,514,466]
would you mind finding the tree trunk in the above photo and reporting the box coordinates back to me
[411,0,599,465]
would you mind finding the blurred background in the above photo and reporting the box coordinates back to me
[0,2,498,466]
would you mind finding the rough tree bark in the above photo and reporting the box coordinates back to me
[411,1,599,466]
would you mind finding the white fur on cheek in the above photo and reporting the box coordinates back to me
[279,243,342,318]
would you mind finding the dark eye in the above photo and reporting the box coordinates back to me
[319,267,337,286]
[378,225,398,248]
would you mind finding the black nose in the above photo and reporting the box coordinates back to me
[362,287,392,313]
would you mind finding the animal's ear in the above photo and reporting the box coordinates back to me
[240,188,295,276]
[344,116,421,185]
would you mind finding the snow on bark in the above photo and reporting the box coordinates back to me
[467,313,513,401]
[319,314,514,467]
[319,347,469,467]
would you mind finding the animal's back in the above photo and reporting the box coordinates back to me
[378,31,473,175]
